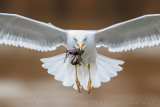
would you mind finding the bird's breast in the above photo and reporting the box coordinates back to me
[81,47,97,64]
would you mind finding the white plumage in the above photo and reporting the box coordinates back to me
[0,13,160,92]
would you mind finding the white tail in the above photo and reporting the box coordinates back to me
[40,53,124,90]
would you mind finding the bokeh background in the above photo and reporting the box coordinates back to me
[0,0,160,107]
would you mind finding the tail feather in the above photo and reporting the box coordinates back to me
[95,62,111,82]
[62,64,75,86]
[90,62,101,88]
[40,53,124,90]
[96,54,124,79]
[97,60,118,77]
[97,54,124,65]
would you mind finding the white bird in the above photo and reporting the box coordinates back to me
[0,13,160,93]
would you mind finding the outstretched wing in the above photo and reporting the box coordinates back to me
[95,14,160,52]
[0,13,67,52]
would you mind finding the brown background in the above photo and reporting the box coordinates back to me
[0,0,160,107]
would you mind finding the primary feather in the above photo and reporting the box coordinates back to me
[96,14,160,52]
[0,13,67,52]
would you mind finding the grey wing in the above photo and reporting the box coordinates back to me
[0,13,67,52]
[95,14,160,52]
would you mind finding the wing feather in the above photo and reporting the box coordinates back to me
[0,13,67,52]
[95,14,160,52]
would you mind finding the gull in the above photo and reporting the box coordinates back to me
[0,13,160,93]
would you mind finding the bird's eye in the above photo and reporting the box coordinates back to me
[74,38,77,42]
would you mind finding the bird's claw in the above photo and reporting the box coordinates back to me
[76,77,81,92]
[87,63,91,94]
[87,77,91,94]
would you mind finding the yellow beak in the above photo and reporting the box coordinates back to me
[78,43,84,50]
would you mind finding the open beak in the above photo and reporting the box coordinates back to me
[77,43,84,50]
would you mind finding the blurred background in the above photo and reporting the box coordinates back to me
[0,0,160,107]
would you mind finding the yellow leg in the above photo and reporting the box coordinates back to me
[75,65,81,92]
[87,63,91,94]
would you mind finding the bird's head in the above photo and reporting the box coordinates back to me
[73,37,87,50]
[67,30,93,50]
